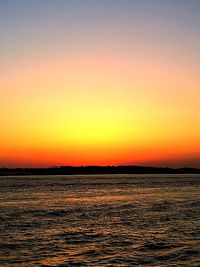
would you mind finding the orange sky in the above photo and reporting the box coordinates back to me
[0,1,200,167]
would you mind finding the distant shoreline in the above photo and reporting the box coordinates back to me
[0,165,200,176]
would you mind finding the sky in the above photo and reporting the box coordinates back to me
[0,0,200,168]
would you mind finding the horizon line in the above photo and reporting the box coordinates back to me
[1,165,200,170]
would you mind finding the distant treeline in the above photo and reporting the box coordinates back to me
[0,165,200,176]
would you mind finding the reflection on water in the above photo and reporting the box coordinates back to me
[0,174,200,266]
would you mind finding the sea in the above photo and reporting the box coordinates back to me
[0,174,200,266]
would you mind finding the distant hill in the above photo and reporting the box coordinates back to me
[0,165,200,176]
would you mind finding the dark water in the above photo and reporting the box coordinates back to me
[0,174,200,266]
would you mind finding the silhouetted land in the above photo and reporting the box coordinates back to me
[0,165,200,176]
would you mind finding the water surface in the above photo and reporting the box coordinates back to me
[0,174,200,266]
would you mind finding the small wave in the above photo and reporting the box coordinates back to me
[139,242,175,251]
[55,230,105,246]
[148,200,173,212]
[47,210,71,217]
[155,246,198,261]
[0,243,20,249]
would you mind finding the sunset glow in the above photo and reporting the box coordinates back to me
[0,0,200,167]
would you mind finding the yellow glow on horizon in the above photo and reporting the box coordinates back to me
[1,47,200,167]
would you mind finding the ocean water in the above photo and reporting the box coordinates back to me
[0,174,200,267]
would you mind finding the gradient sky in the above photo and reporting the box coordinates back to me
[0,0,200,167]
